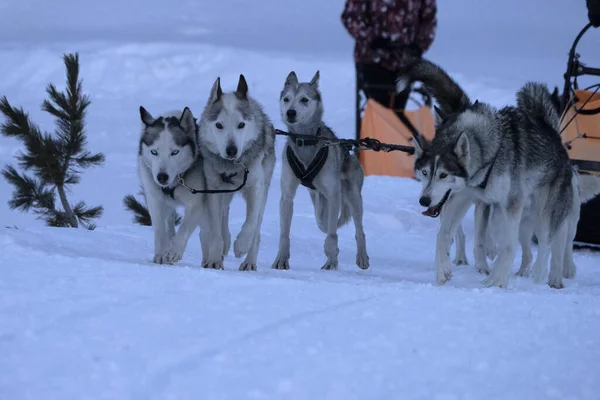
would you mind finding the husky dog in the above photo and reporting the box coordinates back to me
[271,71,369,271]
[137,106,213,265]
[197,74,276,271]
[400,58,595,289]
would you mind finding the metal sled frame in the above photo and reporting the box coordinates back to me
[559,22,600,174]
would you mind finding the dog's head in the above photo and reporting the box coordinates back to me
[138,106,197,188]
[279,71,323,127]
[412,110,474,217]
[200,74,261,161]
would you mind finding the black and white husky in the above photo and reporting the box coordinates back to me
[137,106,211,265]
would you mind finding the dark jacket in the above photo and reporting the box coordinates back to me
[341,0,437,72]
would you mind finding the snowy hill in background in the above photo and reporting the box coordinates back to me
[1,1,600,399]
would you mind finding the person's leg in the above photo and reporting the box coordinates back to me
[357,62,395,108]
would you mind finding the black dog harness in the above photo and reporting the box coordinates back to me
[286,127,329,190]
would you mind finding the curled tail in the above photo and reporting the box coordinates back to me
[576,172,600,204]
[396,58,472,115]
[516,82,560,132]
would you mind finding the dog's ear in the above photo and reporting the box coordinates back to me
[433,105,448,126]
[411,134,425,158]
[140,106,155,126]
[235,74,248,100]
[454,131,470,163]
[285,71,298,87]
[309,70,320,88]
[209,77,223,104]
[180,107,196,135]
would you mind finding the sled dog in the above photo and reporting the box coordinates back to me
[137,106,212,265]
[271,71,369,271]
[401,58,600,288]
[197,74,276,271]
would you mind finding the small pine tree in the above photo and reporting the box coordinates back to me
[123,187,182,226]
[0,52,104,229]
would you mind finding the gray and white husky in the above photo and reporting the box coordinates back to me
[137,106,211,265]
[271,71,369,271]
[400,59,600,289]
[197,74,276,271]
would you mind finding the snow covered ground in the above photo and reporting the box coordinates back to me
[1,1,600,399]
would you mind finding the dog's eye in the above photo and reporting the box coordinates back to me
[150,149,158,156]
[238,122,245,129]
[283,97,289,103]
[422,169,428,176]
[215,122,223,130]
[171,150,179,156]
[439,173,448,179]
[300,97,309,103]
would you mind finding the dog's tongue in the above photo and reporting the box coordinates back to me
[422,205,441,218]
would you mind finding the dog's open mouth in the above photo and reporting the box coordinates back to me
[422,190,452,218]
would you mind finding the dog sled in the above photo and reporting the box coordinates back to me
[558,21,600,247]
[354,70,435,179]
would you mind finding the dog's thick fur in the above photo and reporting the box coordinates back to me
[402,59,600,289]
[271,71,369,271]
[137,106,210,265]
[197,74,276,271]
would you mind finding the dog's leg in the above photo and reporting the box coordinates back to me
[435,193,472,285]
[234,178,265,261]
[222,200,232,258]
[272,163,300,270]
[204,193,225,270]
[145,193,170,264]
[548,222,568,289]
[516,214,534,277]
[473,202,491,275]
[166,210,177,242]
[239,181,270,271]
[347,183,369,270]
[321,180,342,271]
[483,199,524,289]
[163,200,206,265]
[563,202,580,279]
[453,223,468,266]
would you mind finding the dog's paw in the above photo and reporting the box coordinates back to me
[563,263,576,279]
[271,256,290,270]
[202,260,224,270]
[476,263,491,275]
[239,262,257,271]
[515,266,530,277]
[356,252,370,270]
[233,230,253,258]
[161,242,185,265]
[321,259,338,271]
[435,263,452,285]
[548,277,565,289]
[482,272,509,289]
[153,254,168,264]
[453,256,469,266]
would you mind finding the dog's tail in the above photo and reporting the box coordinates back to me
[395,58,472,116]
[516,82,560,133]
[312,192,352,233]
[576,172,600,204]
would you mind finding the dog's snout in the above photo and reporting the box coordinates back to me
[419,196,431,208]
[286,109,297,119]
[157,172,169,185]
[225,144,238,158]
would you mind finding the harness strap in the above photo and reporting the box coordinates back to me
[286,145,329,190]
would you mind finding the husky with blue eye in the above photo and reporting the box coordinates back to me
[138,106,215,266]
